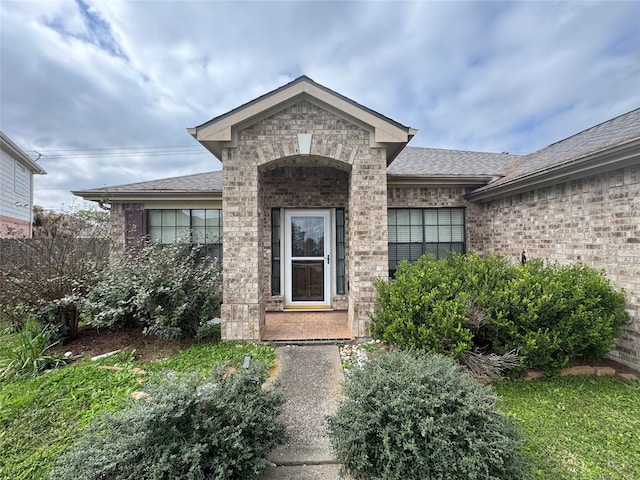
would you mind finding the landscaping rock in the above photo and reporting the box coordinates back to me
[594,367,616,377]
[523,369,544,380]
[97,366,124,372]
[618,372,638,381]
[560,366,595,376]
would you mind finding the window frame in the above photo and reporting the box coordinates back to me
[387,207,466,276]
[146,208,223,260]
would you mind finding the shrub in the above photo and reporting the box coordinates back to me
[327,350,529,480]
[83,242,222,339]
[370,255,473,357]
[371,253,629,375]
[482,259,629,374]
[0,207,115,337]
[196,318,222,342]
[49,365,286,480]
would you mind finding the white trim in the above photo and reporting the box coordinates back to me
[330,208,336,298]
[284,209,331,307]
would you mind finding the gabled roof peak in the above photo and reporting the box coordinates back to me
[188,76,416,162]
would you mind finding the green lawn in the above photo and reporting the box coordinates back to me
[495,376,640,480]
[3,336,639,480]
[0,341,275,480]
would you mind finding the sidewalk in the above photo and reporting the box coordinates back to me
[260,344,345,480]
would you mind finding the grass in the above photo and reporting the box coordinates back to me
[0,340,275,480]
[495,375,640,480]
[3,323,639,480]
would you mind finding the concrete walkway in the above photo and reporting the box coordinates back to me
[260,345,345,480]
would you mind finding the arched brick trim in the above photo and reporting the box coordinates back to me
[254,137,356,172]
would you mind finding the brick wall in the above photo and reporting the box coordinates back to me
[388,185,484,246]
[473,165,640,369]
[260,165,349,311]
[222,99,389,339]
[109,203,144,245]
[348,147,389,337]
[0,214,30,238]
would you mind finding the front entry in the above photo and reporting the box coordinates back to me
[284,209,331,307]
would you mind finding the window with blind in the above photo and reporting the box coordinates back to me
[388,208,465,276]
[147,209,222,260]
[14,163,27,196]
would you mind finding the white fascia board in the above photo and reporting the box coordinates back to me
[192,79,410,145]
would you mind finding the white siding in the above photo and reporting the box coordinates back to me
[0,147,32,222]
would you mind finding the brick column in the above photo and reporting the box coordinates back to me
[348,147,389,338]
[220,158,264,340]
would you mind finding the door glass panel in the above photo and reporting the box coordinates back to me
[292,261,324,301]
[285,211,331,305]
[291,216,324,257]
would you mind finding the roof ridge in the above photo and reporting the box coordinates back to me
[542,106,640,151]
[404,145,522,157]
[193,75,412,132]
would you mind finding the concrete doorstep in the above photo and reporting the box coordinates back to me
[260,345,345,480]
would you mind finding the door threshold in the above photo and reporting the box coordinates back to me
[284,305,332,311]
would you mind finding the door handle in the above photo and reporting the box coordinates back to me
[326,254,330,264]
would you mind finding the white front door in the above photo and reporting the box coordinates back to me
[284,209,331,307]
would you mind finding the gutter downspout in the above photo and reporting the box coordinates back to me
[29,173,34,238]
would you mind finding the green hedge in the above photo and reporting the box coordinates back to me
[370,253,629,374]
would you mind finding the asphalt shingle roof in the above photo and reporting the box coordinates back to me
[74,170,222,195]
[74,108,640,199]
[482,107,640,190]
[388,147,520,177]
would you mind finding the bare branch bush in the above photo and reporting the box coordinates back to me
[459,349,520,384]
[0,206,122,338]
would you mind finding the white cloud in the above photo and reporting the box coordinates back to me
[1,0,638,209]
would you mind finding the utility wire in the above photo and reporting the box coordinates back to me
[35,145,208,159]
[40,144,201,152]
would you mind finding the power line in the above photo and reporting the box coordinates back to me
[34,145,209,160]
[45,151,209,159]
[39,144,201,152]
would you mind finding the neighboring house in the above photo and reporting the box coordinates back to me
[73,76,640,369]
[0,131,47,238]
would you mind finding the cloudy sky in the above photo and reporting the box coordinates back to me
[1,0,639,210]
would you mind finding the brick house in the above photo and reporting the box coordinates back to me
[73,76,640,369]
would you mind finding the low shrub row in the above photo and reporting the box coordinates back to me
[1,227,222,344]
[49,365,285,480]
[83,242,222,340]
[371,253,629,374]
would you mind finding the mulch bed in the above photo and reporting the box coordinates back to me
[53,326,194,363]
[55,326,638,376]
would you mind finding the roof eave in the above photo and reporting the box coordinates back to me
[387,174,499,188]
[1,131,47,175]
[72,190,223,202]
[466,138,640,202]
[189,76,415,164]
